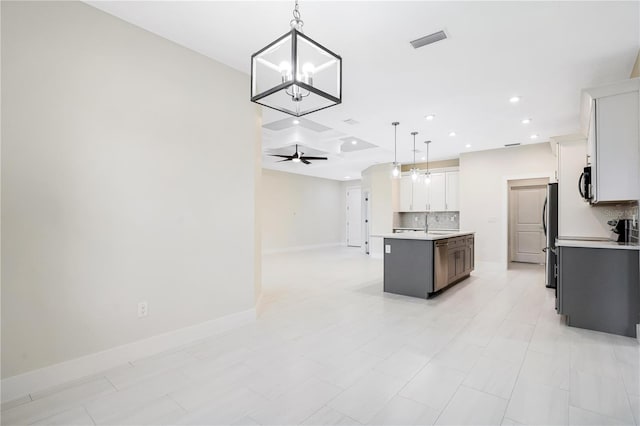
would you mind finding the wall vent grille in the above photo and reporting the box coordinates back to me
[410,30,448,49]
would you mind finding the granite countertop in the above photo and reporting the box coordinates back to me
[373,231,475,241]
[556,238,639,251]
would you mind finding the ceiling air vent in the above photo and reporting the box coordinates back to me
[504,143,521,147]
[410,30,448,49]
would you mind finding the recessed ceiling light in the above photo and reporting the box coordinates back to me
[421,156,426,160]
[292,119,300,125]
[425,114,435,121]
[351,140,357,145]
[521,118,531,124]
[465,144,472,148]
[344,175,351,179]
[449,132,456,137]
[509,96,521,103]
[530,134,539,140]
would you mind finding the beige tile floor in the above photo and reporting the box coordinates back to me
[2,247,639,425]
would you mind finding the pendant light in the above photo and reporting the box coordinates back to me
[424,140,432,185]
[250,0,342,117]
[410,131,419,182]
[391,122,401,179]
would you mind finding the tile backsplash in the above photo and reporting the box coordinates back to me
[396,211,460,230]
[595,203,638,243]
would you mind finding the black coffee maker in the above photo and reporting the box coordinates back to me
[608,219,632,243]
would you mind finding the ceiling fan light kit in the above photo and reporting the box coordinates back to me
[269,143,327,165]
[250,0,342,117]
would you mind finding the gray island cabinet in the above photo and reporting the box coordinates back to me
[379,232,475,299]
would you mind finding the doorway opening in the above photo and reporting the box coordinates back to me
[508,178,549,265]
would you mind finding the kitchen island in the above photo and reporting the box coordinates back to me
[374,231,475,299]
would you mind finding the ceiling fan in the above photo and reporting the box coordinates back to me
[269,144,328,165]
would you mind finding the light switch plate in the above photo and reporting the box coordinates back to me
[385,244,391,254]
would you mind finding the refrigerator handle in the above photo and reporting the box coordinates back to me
[542,197,547,237]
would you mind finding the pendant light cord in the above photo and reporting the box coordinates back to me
[411,132,418,167]
[426,141,431,175]
[290,0,304,31]
[392,122,399,164]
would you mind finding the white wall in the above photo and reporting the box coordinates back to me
[459,144,556,265]
[1,2,260,380]
[261,169,343,252]
[361,164,395,258]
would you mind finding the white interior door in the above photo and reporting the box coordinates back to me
[363,191,370,254]
[510,185,546,263]
[347,188,362,247]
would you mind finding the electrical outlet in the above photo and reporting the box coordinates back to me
[385,244,391,254]
[137,301,148,318]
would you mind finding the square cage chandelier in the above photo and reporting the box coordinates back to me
[250,0,342,117]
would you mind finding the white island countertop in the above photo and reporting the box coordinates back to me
[556,238,639,251]
[373,231,475,241]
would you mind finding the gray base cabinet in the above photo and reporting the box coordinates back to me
[558,246,639,337]
[384,235,474,299]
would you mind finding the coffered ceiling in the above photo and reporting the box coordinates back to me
[88,1,640,181]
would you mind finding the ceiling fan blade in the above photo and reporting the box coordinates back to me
[277,158,293,162]
[269,154,292,158]
[301,159,311,165]
[301,156,328,160]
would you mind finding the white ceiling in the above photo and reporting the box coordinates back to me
[88,1,640,181]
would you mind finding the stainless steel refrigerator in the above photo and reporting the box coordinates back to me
[543,182,558,288]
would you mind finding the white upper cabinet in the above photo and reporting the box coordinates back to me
[445,171,459,211]
[583,79,640,203]
[396,168,460,212]
[428,173,446,211]
[412,179,428,211]
[399,175,413,212]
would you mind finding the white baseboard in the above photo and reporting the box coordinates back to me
[262,242,341,255]
[1,308,256,403]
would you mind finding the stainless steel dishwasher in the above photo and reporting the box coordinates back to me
[434,240,449,292]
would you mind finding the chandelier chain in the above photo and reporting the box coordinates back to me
[290,0,304,31]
